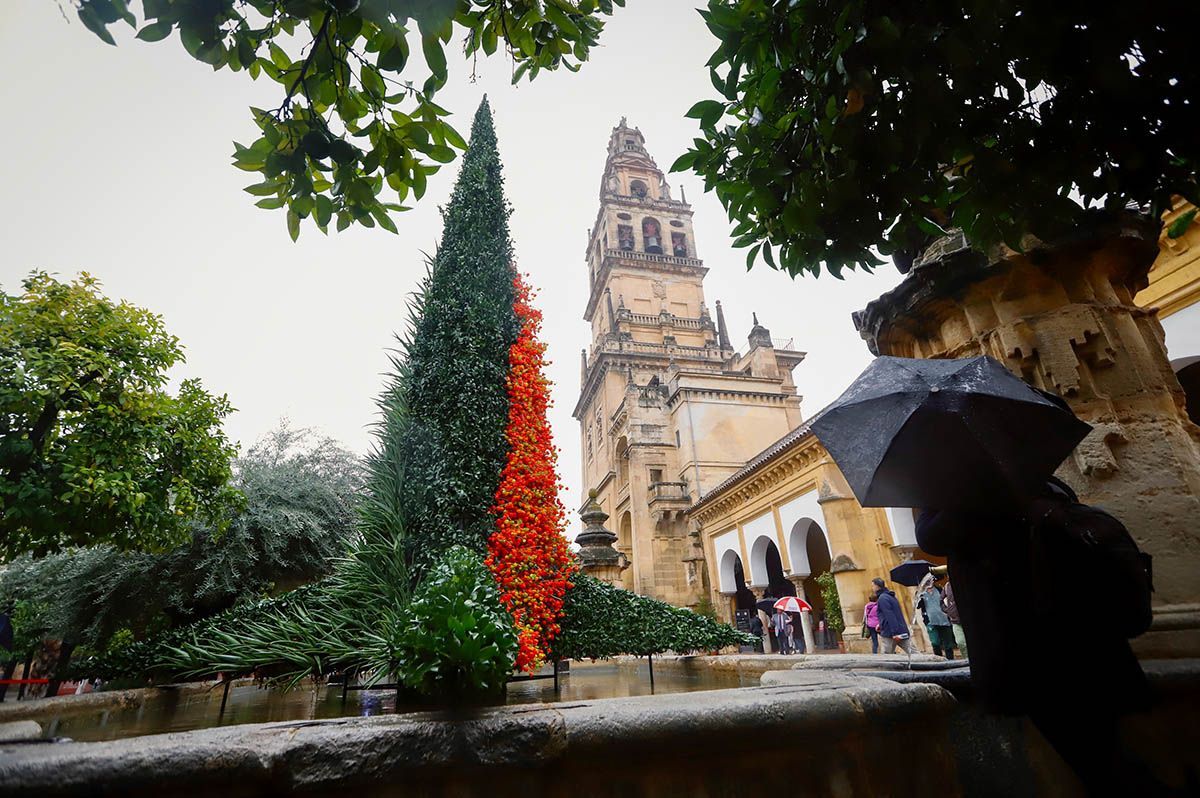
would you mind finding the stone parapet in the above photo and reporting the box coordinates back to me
[0,676,957,797]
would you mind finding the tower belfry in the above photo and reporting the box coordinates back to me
[574,119,807,608]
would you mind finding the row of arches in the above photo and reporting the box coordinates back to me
[715,516,834,618]
[617,219,689,257]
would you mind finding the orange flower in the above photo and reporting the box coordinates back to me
[486,274,577,672]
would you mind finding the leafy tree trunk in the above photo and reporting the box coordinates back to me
[44,641,75,698]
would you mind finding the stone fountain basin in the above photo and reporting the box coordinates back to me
[0,672,955,797]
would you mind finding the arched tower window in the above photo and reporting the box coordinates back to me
[617,224,635,251]
[630,179,648,199]
[671,232,688,257]
[642,217,662,254]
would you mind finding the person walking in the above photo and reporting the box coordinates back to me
[935,567,968,659]
[915,575,954,660]
[871,577,913,655]
[863,594,881,654]
[771,609,793,655]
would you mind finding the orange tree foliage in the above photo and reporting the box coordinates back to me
[486,275,575,672]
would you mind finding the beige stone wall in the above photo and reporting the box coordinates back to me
[690,433,927,653]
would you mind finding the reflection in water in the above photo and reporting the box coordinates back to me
[41,663,747,742]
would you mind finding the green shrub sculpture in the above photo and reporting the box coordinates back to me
[552,575,753,660]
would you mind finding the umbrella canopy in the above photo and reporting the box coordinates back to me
[811,356,1091,510]
[773,596,813,613]
[754,598,778,615]
[890,560,934,587]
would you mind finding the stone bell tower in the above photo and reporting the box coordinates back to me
[574,118,807,608]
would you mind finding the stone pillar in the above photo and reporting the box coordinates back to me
[787,575,818,654]
[576,490,630,587]
[719,591,737,625]
[750,585,774,653]
[854,213,1200,657]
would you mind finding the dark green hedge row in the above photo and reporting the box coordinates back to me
[552,575,754,660]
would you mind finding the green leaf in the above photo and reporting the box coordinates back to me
[685,100,724,128]
[315,195,333,227]
[136,21,173,42]
[371,207,398,234]
[361,66,386,99]
[427,145,455,164]
[269,43,291,70]
[287,209,300,242]
[255,197,285,210]
[244,181,282,196]
[78,6,117,46]
[1167,208,1197,239]
[422,35,447,83]
[378,45,408,72]
[670,151,697,173]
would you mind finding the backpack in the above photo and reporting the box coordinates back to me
[1034,502,1154,638]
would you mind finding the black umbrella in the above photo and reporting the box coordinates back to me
[755,598,779,616]
[811,356,1091,510]
[890,560,934,587]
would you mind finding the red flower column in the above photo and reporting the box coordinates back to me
[487,275,576,671]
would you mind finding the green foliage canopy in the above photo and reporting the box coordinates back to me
[0,272,238,557]
[677,1,1200,278]
[75,0,624,240]
[0,425,362,652]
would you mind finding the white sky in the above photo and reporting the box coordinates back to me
[0,1,902,536]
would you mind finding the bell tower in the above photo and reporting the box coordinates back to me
[584,119,711,346]
[575,119,806,608]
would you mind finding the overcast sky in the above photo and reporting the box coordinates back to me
[1,1,903,535]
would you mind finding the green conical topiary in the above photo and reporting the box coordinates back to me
[396,98,520,578]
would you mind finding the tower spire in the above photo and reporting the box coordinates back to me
[715,300,731,350]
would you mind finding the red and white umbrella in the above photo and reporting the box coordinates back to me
[773,596,812,613]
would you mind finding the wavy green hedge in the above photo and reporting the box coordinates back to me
[552,575,753,660]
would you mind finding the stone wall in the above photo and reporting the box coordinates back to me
[0,675,957,797]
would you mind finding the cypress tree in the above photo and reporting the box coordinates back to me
[398,98,520,577]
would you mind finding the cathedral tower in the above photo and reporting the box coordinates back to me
[574,119,806,607]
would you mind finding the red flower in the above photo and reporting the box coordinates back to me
[486,275,577,672]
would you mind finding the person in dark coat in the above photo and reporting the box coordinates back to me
[870,578,914,654]
[916,478,1160,795]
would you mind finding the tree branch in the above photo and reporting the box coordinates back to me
[275,12,333,118]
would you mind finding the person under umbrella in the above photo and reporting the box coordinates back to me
[817,356,1162,794]
[912,573,954,660]
[770,607,793,655]
[811,355,1091,511]
[890,559,934,587]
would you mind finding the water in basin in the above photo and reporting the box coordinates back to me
[39,662,747,742]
